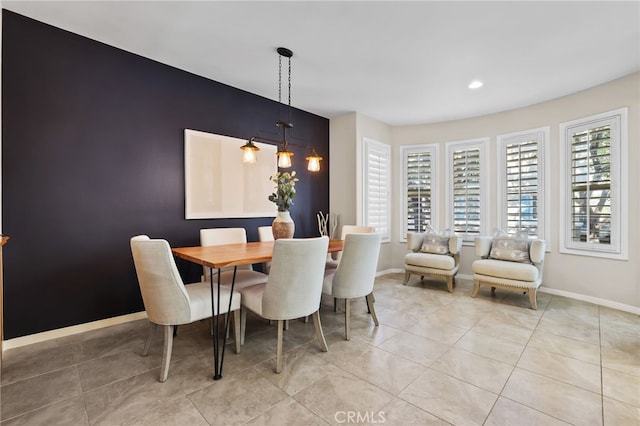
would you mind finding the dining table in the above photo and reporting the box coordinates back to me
[172,238,344,380]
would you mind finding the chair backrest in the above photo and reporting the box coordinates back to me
[258,226,274,242]
[130,235,191,325]
[333,225,375,262]
[332,233,382,299]
[200,228,252,273]
[262,236,329,320]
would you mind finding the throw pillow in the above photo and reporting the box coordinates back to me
[489,229,531,263]
[420,225,451,255]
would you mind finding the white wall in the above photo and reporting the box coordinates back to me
[331,72,640,311]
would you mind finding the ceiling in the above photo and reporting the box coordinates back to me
[3,1,639,126]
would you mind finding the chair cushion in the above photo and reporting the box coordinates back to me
[209,270,268,290]
[489,235,531,263]
[420,226,451,255]
[322,269,336,295]
[239,283,266,317]
[472,259,539,282]
[405,252,455,270]
[185,282,241,321]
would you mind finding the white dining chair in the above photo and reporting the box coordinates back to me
[239,236,330,373]
[323,232,381,340]
[200,228,268,290]
[325,225,376,269]
[257,225,273,274]
[130,235,241,382]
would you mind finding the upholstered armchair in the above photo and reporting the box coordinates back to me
[471,235,546,309]
[403,231,462,292]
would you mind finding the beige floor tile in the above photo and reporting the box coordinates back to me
[485,397,571,426]
[602,367,640,407]
[527,329,601,365]
[1,340,78,386]
[244,397,326,426]
[0,396,88,426]
[454,330,525,365]
[378,330,452,367]
[405,318,468,345]
[603,397,640,426]
[536,315,600,344]
[0,366,82,421]
[294,369,394,424]
[430,347,514,394]
[380,397,450,425]
[470,317,535,345]
[83,369,186,425]
[121,397,209,426]
[600,328,640,354]
[187,368,288,425]
[517,346,602,393]
[399,368,498,425]
[502,368,602,426]
[333,346,426,395]
[76,349,161,392]
[601,345,640,377]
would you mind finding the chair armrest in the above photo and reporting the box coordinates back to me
[530,239,546,264]
[449,235,463,254]
[406,232,425,252]
[475,236,493,258]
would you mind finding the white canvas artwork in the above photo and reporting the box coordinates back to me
[184,129,278,219]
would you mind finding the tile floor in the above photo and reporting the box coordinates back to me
[1,274,639,425]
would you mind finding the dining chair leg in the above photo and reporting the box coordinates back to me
[160,325,174,382]
[284,320,289,331]
[344,298,351,341]
[240,307,247,346]
[311,310,328,352]
[143,322,157,356]
[233,309,241,354]
[366,293,379,326]
[276,320,284,373]
[334,297,338,312]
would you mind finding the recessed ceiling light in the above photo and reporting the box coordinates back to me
[468,80,484,89]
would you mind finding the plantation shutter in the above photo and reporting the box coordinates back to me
[406,151,432,233]
[452,148,481,236]
[363,139,391,242]
[506,139,539,236]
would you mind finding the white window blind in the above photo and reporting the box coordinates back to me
[446,139,487,241]
[362,138,391,242]
[560,108,627,259]
[401,145,438,236]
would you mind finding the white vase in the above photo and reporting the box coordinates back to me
[272,211,295,239]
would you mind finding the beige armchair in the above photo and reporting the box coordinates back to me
[404,232,462,292]
[471,236,546,309]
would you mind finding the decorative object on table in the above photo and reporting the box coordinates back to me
[316,211,338,239]
[269,171,298,239]
[239,47,323,171]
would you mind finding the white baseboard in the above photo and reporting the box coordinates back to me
[2,311,148,351]
[538,287,640,315]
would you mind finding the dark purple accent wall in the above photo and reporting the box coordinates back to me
[1,10,329,339]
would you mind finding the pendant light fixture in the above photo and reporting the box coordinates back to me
[240,47,322,172]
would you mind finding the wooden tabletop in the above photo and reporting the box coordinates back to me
[172,238,344,269]
[0,236,8,247]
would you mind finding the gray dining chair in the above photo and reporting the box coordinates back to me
[257,225,273,273]
[323,232,381,340]
[130,235,241,382]
[239,236,330,373]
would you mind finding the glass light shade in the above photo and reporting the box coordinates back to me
[242,148,257,163]
[306,153,322,172]
[277,150,293,168]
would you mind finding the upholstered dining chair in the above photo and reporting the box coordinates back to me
[130,235,241,382]
[325,225,375,269]
[323,232,382,340]
[257,226,273,274]
[200,228,268,290]
[239,236,330,373]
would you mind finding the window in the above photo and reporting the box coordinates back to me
[400,144,438,240]
[497,127,549,241]
[446,138,488,241]
[362,138,391,242]
[560,108,628,259]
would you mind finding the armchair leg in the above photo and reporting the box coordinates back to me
[143,322,157,356]
[403,271,411,285]
[471,280,480,298]
[312,310,328,352]
[446,276,454,293]
[160,325,174,382]
[276,320,284,373]
[528,290,538,310]
[366,293,379,326]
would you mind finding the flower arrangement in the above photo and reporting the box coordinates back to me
[268,171,299,212]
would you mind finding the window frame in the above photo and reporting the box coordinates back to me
[360,137,391,243]
[496,127,550,243]
[399,144,439,242]
[445,137,489,243]
[559,108,628,260]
